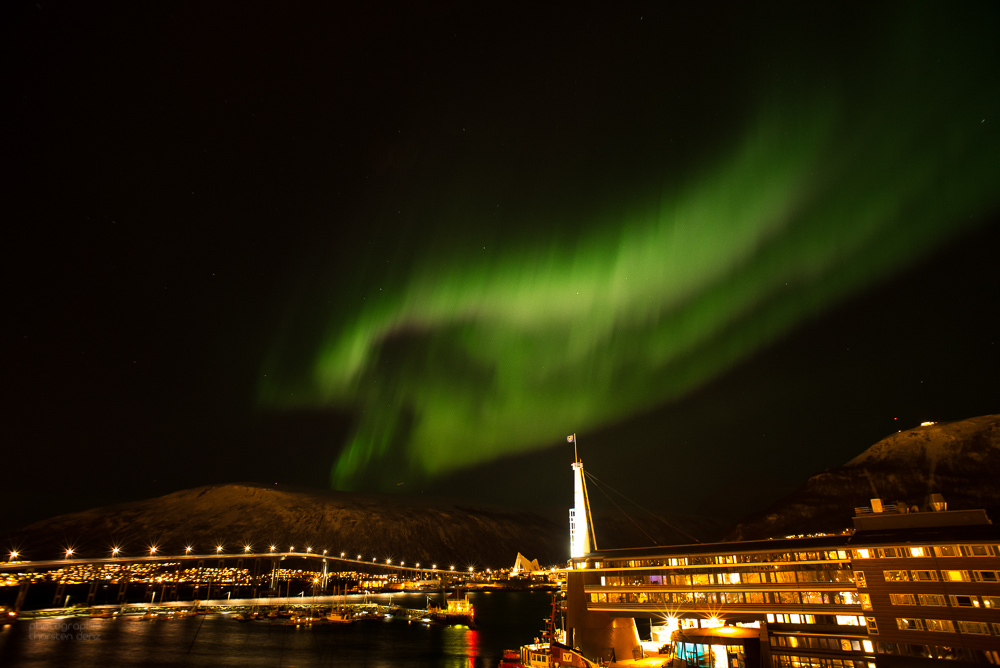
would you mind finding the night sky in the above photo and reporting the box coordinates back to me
[6,2,999,536]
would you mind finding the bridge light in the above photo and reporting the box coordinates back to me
[269,545,276,552]
[244,545,251,553]
[216,545,224,554]
[357,555,361,560]
[386,558,391,564]
[416,562,420,568]
[306,547,312,553]
[323,549,327,555]
[341,552,345,558]
[9,551,19,561]
[468,566,474,572]
[111,547,121,556]
[65,548,74,558]
[149,546,158,555]
[289,546,294,552]
[185,546,193,553]
[450,565,455,571]
[432,564,436,569]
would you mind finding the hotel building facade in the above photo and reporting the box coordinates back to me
[565,501,1000,668]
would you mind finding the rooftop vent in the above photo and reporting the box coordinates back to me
[925,493,947,512]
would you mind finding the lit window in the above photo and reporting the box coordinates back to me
[917,593,946,606]
[896,618,924,631]
[961,545,991,557]
[941,570,970,582]
[948,595,979,607]
[855,571,867,588]
[982,595,1000,608]
[909,547,926,557]
[866,617,879,634]
[855,549,871,559]
[860,593,872,610]
[924,619,955,633]
[934,545,959,557]
[883,570,908,582]
[909,570,938,582]
[973,570,1000,582]
[862,640,874,653]
[957,620,990,635]
[889,593,916,605]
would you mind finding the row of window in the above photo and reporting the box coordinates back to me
[589,590,860,606]
[770,635,873,653]
[875,642,1000,664]
[601,569,854,587]
[888,593,1000,608]
[767,614,864,626]
[600,550,852,570]
[895,618,996,635]
[770,654,874,668]
[852,545,996,559]
[878,569,1000,583]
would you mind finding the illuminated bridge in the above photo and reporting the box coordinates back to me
[0,549,497,611]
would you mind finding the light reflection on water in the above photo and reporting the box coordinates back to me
[0,591,552,668]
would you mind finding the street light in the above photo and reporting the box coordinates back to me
[306,547,312,553]
[244,545,251,553]
[149,546,158,555]
[185,546,193,554]
[8,551,18,561]
[216,545,224,554]
[65,548,74,558]
[341,552,345,558]
[270,545,276,552]
[111,547,121,557]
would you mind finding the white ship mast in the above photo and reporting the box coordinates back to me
[568,433,596,558]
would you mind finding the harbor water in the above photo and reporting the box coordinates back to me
[0,591,554,667]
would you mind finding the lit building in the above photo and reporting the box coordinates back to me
[566,497,1000,667]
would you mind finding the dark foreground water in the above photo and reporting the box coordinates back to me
[0,591,553,668]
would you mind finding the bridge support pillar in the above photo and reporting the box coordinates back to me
[86,580,99,605]
[52,582,66,608]
[116,580,129,603]
[14,581,29,611]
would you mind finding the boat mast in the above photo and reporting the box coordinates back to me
[568,433,596,558]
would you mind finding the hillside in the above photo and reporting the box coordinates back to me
[728,414,1000,540]
[5,483,718,566]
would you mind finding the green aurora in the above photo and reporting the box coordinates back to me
[259,8,999,491]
